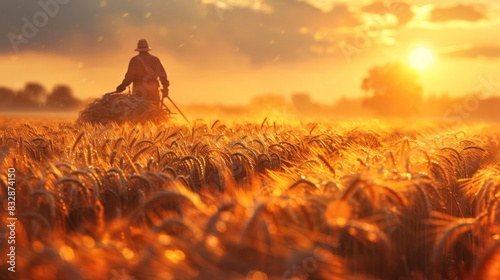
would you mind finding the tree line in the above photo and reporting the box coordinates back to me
[292,61,500,121]
[190,61,500,121]
[0,82,83,111]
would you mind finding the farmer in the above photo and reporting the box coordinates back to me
[116,39,169,107]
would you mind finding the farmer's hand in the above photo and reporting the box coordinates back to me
[116,84,126,93]
[162,88,169,98]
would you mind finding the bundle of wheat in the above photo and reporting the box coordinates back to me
[77,93,169,125]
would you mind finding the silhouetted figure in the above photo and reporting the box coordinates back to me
[116,39,170,107]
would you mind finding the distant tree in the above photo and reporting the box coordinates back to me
[0,87,16,110]
[331,97,366,117]
[46,85,82,110]
[420,92,455,117]
[291,93,313,112]
[15,82,47,109]
[250,94,287,109]
[361,62,423,116]
[475,97,500,119]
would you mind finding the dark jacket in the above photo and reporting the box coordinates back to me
[119,52,169,102]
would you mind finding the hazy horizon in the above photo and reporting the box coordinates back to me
[2,0,500,105]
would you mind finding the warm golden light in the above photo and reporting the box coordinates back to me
[164,249,186,263]
[59,245,75,261]
[409,47,434,70]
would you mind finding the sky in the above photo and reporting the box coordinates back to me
[1,0,499,105]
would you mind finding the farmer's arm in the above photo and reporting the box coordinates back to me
[157,59,170,89]
[116,58,136,92]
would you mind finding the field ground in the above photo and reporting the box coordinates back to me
[1,117,500,280]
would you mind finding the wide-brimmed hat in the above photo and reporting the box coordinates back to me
[135,39,152,51]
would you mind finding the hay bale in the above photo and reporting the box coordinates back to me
[77,93,170,125]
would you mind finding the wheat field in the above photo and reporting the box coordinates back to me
[1,118,500,280]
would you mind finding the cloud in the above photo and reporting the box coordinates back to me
[445,45,500,59]
[0,0,207,55]
[202,0,360,63]
[0,0,362,65]
[7,0,494,67]
[361,1,414,26]
[429,4,487,22]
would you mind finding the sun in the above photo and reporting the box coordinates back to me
[409,47,434,71]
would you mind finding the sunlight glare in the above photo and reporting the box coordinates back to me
[409,47,434,71]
